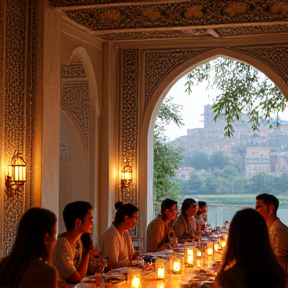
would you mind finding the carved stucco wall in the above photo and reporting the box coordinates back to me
[118,43,288,238]
[59,55,90,233]
[0,0,36,257]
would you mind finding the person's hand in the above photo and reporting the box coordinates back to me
[81,233,93,252]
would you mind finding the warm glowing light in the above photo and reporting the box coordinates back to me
[173,261,181,272]
[214,243,219,251]
[221,241,226,248]
[186,248,193,264]
[196,251,202,257]
[157,267,165,279]
[207,242,214,256]
[207,248,213,256]
[187,255,193,264]
[131,277,141,288]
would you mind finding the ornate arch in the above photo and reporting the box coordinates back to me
[118,44,288,241]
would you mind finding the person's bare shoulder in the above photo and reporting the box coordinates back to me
[19,259,58,288]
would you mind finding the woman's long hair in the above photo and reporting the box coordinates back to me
[113,203,138,227]
[196,201,206,216]
[220,208,285,288]
[181,198,196,220]
[0,207,57,287]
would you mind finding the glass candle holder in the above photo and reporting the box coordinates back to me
[185,247,194,266]
[155,261,166,279]
[206,242,214,256]
[128,268,142,288]
[170,252,183,274]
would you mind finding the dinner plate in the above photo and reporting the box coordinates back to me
[75,283,96,288]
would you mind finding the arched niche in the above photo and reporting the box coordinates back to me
[59,46,100,243]
[138,47,288,250]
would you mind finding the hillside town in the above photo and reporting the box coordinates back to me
[173,104,288,179]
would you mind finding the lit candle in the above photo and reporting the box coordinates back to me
[214,243,219,252]
[157,267,165,279]
[173,261,181,272]
[221,240,226,248]
[187,255,193,264]
[207,248,213,256]
[131,276,141,288]
[207,242,214,256]
[196,251,202,258]
[186,248,193,264]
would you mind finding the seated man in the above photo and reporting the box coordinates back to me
[53,201,97,284]
[256,193,288,278]
[146,198,178,252]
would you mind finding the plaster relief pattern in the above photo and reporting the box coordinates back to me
[1,0,26,255]
[119,49,138,212]
[2,0,36,256]
[61,1,287,31]
[100,29,213,41]
[236,45,288,84]
[62,64,87,78]
[217,24,288,37]
[145,48,211,108]
[61,82,90,152]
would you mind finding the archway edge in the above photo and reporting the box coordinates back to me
[64,45,101,243]
[138,47,288,249]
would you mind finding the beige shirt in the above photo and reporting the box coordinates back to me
[99,225,133,268]
[174,213,196,239]
[146,216,171,252]
[269,218,288,275]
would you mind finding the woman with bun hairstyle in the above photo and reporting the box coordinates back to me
[99,203,139,269]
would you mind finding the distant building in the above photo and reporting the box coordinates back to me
[173,104,288,178]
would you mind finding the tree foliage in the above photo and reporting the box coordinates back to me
[185,57,288,137]
[154,95,184,202]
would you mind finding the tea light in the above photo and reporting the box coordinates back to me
[207,248,213,256]
[196,251,202,258]
[157,267,165,279]
[206,242,214,256]
[185,248,194,265]
[173,261,181,273]
[131,276,141,288]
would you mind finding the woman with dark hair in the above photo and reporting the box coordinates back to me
[99,203,139,269]
[174,198,199,241]
[146,198,178,252]
[212,208,285,288]
[0,207,58,288]
[195,201,208,230]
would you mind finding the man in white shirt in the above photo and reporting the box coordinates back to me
[256,193,288,279]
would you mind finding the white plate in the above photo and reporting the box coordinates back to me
[75,283,96,288]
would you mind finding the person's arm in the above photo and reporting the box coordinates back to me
[65,251,90,283]
[147,220,169,252]
[272,231,288,273]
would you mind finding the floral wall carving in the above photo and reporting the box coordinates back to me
[1,0,36,257]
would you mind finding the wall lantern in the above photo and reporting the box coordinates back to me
[121,158,132,187]
[5,151,26,196]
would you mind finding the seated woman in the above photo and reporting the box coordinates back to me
[0,207,58,288]
[212,208,285,288]
[174,198,199,241]
[99,203,139,269]
[146,198,178,252]
[195,201,208,230]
